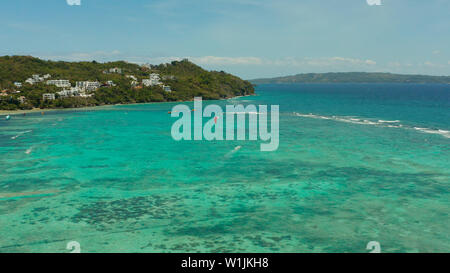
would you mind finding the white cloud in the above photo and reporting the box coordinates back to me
[388,62,402,67]
[67,0,81,6]
[34,52,387,78]
[424,61,434,66]
[125,56,264,66]
[132,56,377,67]
[366,0,382,6]
[37,53,379,69]
[266,57,376,67]
[36,52,450,77]
[422,61,446,69]
[39,50,121,62]
[330,57,376,65]
[190,56,264,65]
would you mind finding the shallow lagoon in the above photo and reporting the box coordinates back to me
[0,84,449,252]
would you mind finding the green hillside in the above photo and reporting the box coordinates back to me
[0,56,254,110]
[250,72,450,84]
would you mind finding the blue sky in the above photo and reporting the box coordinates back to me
[0,0,449,79]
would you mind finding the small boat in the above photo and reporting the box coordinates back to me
[5,115,11,120]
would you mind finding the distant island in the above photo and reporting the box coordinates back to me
[250,72,450,85]
[0,56,254,111]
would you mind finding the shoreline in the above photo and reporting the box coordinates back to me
[0,94,255,116]
[0,106,113,116]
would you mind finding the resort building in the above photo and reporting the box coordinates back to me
[47,79,71,88]
[32,74,44,82]
[18,96,26,104]
[109,67,122,74]
[76,81,101,92]
[42,93,55,100]
[142,73,167,87]
[162,85,172,92]
[14,82,22,88]
[24,74,49,85]
[57,87,80,98]
[150,73,161,84]
[142,73,162,87]
[76,81,87,90]
[142,79,151,87]
[79,93,93,98]
[86,81,100,91]
[106,80,116,87]
[126,75,137,81]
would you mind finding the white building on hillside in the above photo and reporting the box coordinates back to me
[57,87,80,98]
[14,82,22,88]
[47,79,71,88]
[126,75,137,81]
[150,73,161,85]
[26,74,45,85]
[76,81,101,92]
[109,67,122,74]
[142,79,151,87]
[32,74,43,81]
[106,80,116,87]
[142,73,162,87]
[85,81,100,91]
[79,93,93,98]
[42,93,55,100]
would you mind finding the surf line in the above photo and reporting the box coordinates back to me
[170,97,279,152]
[225,145,242,158]
[11,130,32,140]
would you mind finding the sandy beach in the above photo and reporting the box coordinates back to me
[0,105,121,116]
[0,108,60,116]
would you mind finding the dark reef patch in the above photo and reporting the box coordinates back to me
[71,195,184,229]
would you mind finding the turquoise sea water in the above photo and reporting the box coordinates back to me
[0,83,449,253]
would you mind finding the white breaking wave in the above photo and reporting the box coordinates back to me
[378,120,400,123]
[11,130,32,140]
[293,112,450,139]
[413,128,450,138]
[294,113,381,126]
[225,146,242,158]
